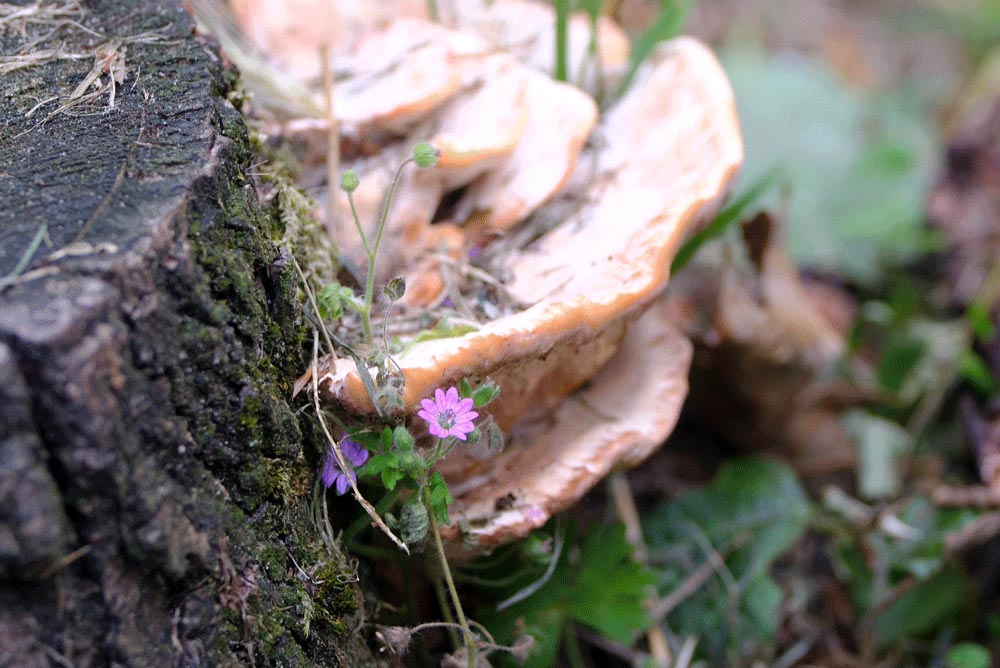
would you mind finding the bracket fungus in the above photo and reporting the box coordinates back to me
[236,3,743,549]
[322,37,742,548]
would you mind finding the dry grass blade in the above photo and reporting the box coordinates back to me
[311,332,409,555]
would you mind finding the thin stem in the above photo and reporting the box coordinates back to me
[554,0,569,82]
[431,576,462,647]
[362,157,414,344]
[346,189,370,256]
[428,490,476,668]
[343,486,402,544]
[310,332,409,554]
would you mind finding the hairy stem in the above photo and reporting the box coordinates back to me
[428,491,476,668]
[362,157,414,344]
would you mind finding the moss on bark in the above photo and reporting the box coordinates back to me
[0,1,373,665]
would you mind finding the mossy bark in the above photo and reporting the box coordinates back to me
[0,2,373,666]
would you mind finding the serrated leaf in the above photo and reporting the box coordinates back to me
[482,522,653,668]
[381,467,405,491]
[359,451,397,478]
[642,458,812,659]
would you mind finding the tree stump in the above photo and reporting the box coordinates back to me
[0,2,372,665]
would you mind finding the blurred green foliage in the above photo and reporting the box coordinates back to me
[642,458,812,663]
[825,495,979,647]
[485,522,654,667]
[722,47,941,284]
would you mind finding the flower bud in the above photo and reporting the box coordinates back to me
[412,142,440,168]
[340,169,360,192]
[384,276,406,301]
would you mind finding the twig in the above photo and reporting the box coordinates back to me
[673,636,697,668]
[932,485,1000,507]
[945,511,1000,556]
[320,43,339,242]
[649,555,717,623]
[38,544,92,578]
[607,471,671,667]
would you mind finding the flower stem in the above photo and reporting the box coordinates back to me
[346,190,370,256]
[428,490,476,668]
[361,157,414,344]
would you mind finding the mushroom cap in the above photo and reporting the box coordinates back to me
[336,19,487,132]
[437,300,693,552]
[323,37,743,432]
[455,66,598,231]
[430,57,531,190]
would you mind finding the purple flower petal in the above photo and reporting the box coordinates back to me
[434,387,446,404]
[321,451,339,488]
[321,440,367,493]
[335,472,351,496]
[341,439,369,467]
[445,386,459,404]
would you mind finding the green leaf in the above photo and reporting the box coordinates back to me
[671,169,779,272]
[877,334,927,392]
[406,321,478,349]
[946,643,992,668]
[967,302,996,342]
[400,498,429,546]
[571,523,655,643]
[316,282,344,321]
[458,377,473,398]
[876,565,973,646]
[959,349,999,396]
[427,472,453,525]
[483,522,653,667]
[619,0,696,95]
[472,380,501,407]
[380,467,405,491]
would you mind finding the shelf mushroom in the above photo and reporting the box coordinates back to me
[321,37,743,547]
[233,0,744,550]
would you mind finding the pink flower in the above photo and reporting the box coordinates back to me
[322,439,369,495]
[418,387,479,440]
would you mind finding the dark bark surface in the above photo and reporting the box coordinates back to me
[0,2,373,666]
